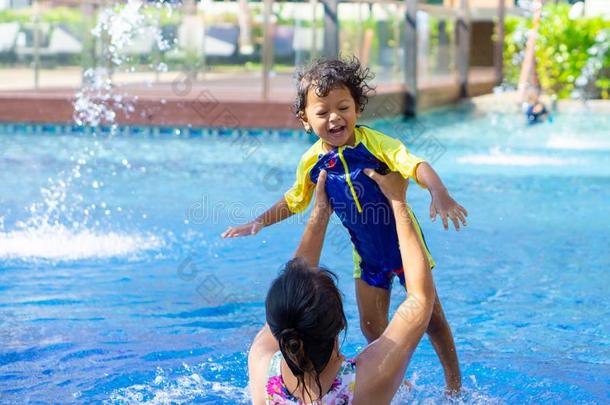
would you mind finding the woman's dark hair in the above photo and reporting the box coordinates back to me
[266,257,347,401]
[294,56,375,117]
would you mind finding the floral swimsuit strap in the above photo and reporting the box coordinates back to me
[265,351,356,404]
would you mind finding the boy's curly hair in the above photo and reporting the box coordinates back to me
[294,56,375,117]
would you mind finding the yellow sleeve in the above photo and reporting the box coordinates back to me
[283,142,322,213]
[359,127,426,187]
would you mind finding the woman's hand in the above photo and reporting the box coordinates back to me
[363,169,409,203]
[312,170,332,217]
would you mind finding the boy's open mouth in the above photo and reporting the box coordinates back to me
[329,125,346,135]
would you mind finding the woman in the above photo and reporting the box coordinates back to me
[248,169,436,404]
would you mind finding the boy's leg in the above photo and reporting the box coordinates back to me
[357,275,461,393]
[426,288,461,394]
[355,278,390,342]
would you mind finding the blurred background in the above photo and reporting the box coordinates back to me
[0,1,609,404]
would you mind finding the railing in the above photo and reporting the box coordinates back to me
[0,0,503,100]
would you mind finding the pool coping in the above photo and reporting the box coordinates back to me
[0,70,497,130]
[470,92,610,114]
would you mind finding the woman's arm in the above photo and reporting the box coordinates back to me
[354,170,436,404]
[293,170,332,266]
[248,324,278,404]
[248,171,331,403]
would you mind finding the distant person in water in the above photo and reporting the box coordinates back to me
[524,87,552,125]
[249,169,436,404]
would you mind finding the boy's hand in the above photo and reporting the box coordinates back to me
[221,220,263,238]
[413,162,468,232]
[430,190,468,231]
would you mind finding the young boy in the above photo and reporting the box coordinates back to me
[222,58,467,393]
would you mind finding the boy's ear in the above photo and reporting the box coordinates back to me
[298,111,310,131]
[298,110,308,123]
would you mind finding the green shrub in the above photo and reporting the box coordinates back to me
[504,4,610,99]
[0,9,30,24]
[503,15,528,87]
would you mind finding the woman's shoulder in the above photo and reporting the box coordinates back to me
[248,328,280,404]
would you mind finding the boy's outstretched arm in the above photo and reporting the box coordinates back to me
[221,197,294,238]
[415,162,468,231]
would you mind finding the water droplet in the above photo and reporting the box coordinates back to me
[92,181,100,189]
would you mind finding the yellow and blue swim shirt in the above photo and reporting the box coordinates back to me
[284,125,435,290]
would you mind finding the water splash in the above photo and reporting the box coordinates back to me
[93,0,170,67]
[75,0,171,127]
[105,364,250,405]
[1,1,177,262]
[74,68,132,128]
[389,372,503,404]
[0,224,163,261]
[104,364,501,405]
[0,143,164,261]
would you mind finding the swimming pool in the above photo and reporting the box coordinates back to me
[0,108,609,403]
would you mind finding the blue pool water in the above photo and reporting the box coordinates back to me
[0,108,609,403]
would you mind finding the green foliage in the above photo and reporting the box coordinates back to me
[504,4,610,99]
[503,15,529,87]
[0,9,30,24]
[339,17,379,65]
[41,7,85,35]
[143,5,182,27]
[41,7,81,25]
[0,7,84,26]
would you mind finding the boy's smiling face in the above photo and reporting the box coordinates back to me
[300,84,361,148]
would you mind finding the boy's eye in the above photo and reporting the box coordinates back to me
[339,107,349,111]
[316,111,328,116]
